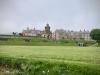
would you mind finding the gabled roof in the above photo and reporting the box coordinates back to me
[22,29,43,34]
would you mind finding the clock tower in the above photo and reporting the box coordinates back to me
[43,23,52,39]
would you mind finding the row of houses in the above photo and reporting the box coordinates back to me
[52,29,91,40]
[22,23,91,40]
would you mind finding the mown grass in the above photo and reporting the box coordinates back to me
[0,46,100,64]
[0,46,100,75]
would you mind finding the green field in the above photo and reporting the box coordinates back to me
[0,46,100,64]
[0,46,100,75]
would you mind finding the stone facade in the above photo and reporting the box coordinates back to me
[52,29,67,40]
[52,29,91,40]
[43,23,52,39]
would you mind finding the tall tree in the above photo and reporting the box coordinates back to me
[12,32,16,36]
[90,29,100,43]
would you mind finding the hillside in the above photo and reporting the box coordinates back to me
[0,38,96,46]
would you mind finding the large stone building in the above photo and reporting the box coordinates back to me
[22,27,43,37]
[22,23,52,39]
[52,29,91,40]
[52,29,67,40]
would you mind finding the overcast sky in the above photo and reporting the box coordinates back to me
[0,0,100,34]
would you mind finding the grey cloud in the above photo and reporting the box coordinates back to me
[0,0,100,34]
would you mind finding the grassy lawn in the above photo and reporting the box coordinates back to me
[0,46,100,64]
[0,46,100,75]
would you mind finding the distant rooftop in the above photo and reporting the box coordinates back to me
[45,23,50,27]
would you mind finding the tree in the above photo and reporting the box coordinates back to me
[12,32,16,36]
[19,33,23,36]
[90,29,100,43]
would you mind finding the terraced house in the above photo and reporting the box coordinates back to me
[52,29,91,40]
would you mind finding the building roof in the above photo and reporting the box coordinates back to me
[22,29,43,34]
[45,23,50,27]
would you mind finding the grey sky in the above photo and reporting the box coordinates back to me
[0,0,100,34]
